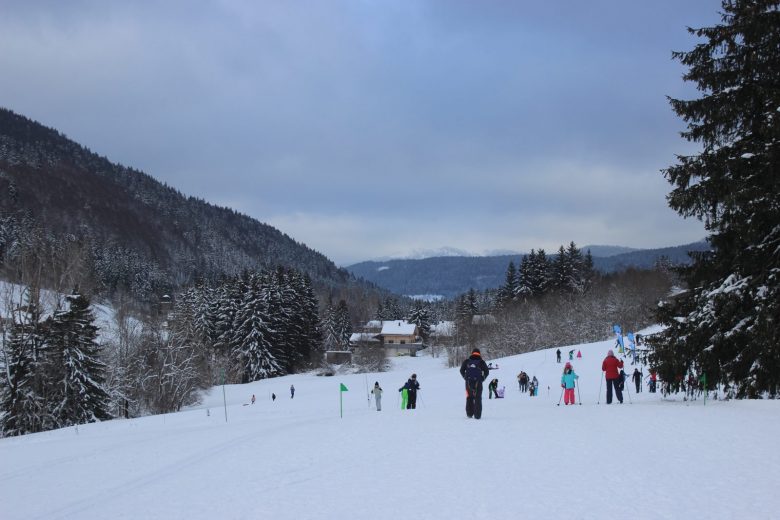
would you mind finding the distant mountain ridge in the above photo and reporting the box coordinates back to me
[346,241,709,299]
[0,108,361,302]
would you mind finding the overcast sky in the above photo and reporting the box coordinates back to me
[0,1,722,265]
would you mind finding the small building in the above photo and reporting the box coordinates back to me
[377,320,423,357]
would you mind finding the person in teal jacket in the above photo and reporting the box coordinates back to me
[561,362,579,405]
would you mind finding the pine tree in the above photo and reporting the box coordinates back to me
[231,273,280,382]
[496,261,518,308]
[649,0,780,397]
[48,292,112,426]
[408,301,432,343]
[0,295,49,436]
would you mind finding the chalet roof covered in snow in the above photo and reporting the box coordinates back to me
[379,320,417,336]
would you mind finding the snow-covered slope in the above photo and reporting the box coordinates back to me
[1,332,777,519]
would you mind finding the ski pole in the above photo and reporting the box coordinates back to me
[576,380,582,406]
[556,387,564,406]
[597,373,604,404]
[625,380,633,404]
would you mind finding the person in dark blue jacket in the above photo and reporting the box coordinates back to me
[400,374,420,409]
[459,348,490,419]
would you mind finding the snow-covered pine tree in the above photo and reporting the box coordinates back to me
[48,292,112,426]
[289,272,322,367]
[649,0,780,397]
[516,254,533,299]
[333,300,353,350]
[0,291,49,436]
[230,273,280,382]
[408,301,432,343]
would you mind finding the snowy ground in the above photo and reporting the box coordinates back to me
[2,333,778,520]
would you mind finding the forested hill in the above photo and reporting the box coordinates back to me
[0,108,354,302]
[346,241,709,298]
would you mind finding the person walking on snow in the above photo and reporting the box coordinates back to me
[532,375,539,396]
[568,349,575,361]
[460,347,490,419]
[371,382,383,411]
[251,394,256,405]
[399,374,420,409]
[602,349,624,404]
[632,369,642,394]
[561,362,579,405]
[290,385,295,399]
[556,349,562,363]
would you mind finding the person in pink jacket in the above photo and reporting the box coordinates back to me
[560,362,579,405]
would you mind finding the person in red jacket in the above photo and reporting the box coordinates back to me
[602,349,624,404]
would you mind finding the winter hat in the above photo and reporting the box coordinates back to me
[608,349,614,356]
[472,348,481,355]
[565,362,572,369]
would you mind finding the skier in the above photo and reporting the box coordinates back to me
[560,362,579,405]
[488,378,499,399]
[519,371,529,392]
[272,393,276,401]
[601,349,624,404]
[568,349,575,361]
[251,394,256,405]
[576,350,582,359]
[556,349,562,363]
[649,371,657,393]
[532,375,539,396]
[399,374,420,409]
[371,382,383,411]
[619,369,627,392]
[290,384,295,399]
[528,379,536,397]
[632,369,642,394]
[460,347,490,419]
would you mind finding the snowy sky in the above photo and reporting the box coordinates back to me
[0,1,722,265]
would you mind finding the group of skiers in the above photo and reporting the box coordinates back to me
[251,348,674,418]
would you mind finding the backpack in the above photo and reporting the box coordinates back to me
[465,359,483,382]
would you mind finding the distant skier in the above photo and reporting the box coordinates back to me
[532,376,539,396]
[251,394,256,405]
[602,349,624,404]
[399,374,420,409]
[619,369,627,392]
[272,393,276,401]
[556,349,562,363]
[290,385,295,399]
[460,347,489,419]
[632,369,642,394]
[518,371,529,392]
[488,378,499,399]
[568,349,575,361]
[649,371,657,393]
[576,350,582,359]
[560,362,579,405]
[371,382,383,411]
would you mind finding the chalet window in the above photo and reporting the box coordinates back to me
[388,340,394,344]
[400,340,406,344]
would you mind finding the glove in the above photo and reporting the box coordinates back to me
[561,384,565,388]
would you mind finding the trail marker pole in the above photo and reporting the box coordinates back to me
[597,373,604,404]
[222,369,228,423]
[339,383,348,418]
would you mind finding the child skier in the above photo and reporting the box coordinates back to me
[371,382,383,411]
[561,362,579,405]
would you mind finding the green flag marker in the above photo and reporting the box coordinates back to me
[340,383,348,417]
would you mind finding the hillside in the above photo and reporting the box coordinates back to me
[0,108,358,301]
[347,241,710,298]
[1,333,776,519]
